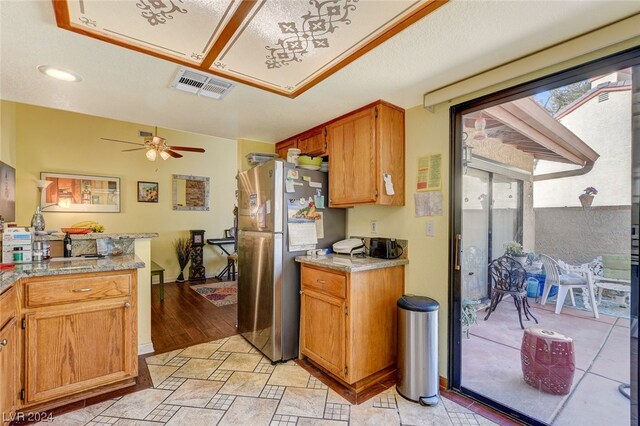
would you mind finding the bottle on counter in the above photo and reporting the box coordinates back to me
[63,232,72,257]
[13,247,23,262]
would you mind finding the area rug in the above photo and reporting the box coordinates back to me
[190,281,237,307]
[566,290,629,319]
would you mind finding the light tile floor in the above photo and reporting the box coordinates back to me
[39,334,499,426]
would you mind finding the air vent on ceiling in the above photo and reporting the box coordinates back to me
[598,92,609,103]
[138,130,153,137]
[170,67,235,100]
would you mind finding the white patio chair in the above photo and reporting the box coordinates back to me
[539,254,599,318]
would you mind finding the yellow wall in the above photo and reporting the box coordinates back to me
[237,138,275,171]
[347,35,640,378]
[12,103,237,282]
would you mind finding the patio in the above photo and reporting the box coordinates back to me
[462,297,630,425]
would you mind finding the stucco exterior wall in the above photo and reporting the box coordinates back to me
[534,206,630,264]
[534,88,631,207]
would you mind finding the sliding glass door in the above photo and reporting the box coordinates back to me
[462,169,522,302]
[450,48,640,426]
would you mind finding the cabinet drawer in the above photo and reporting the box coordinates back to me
[25,273,132,307]
[301,267,346,299]
[0,286,16,329]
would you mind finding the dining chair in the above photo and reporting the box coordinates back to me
[539,254,599,318]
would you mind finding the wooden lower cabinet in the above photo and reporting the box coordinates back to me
[24,299,137,405]
[0,287,18,426]
[299,263,404,388]
[10,269,138,412]
[300,290,346,379]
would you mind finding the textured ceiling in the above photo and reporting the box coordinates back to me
[59,0,445,97]
[1,1,639,143]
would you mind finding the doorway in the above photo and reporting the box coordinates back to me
[450,48,640,425]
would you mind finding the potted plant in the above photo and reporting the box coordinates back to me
[504,241,527,266]
[174,237,192,283]
[579,187,598,208]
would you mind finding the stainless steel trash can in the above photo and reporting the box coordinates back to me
[396,295,439,406]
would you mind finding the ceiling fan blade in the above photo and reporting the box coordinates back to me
[168,145,205,153]
[100,137,144,146]
[121,147,146,152]
[165,149,183,158]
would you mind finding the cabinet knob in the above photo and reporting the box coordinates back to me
[124,302,131,308]
[317,279,326,284]
[0,338,7,346]
[299,290,304,295]
[71,288,93,293]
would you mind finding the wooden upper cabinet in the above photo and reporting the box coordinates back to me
[328,101,404,207]
[275,100,404,207]
[275,138,297,160]
[327,108,377,206]
[298,127,327,157]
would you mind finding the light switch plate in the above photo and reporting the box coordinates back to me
[426,221,435,237]
[371,220,378,234]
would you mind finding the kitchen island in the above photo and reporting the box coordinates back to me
[0,255,144,423]
[295,254,408,396]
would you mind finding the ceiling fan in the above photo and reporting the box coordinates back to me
[100,128,205,161]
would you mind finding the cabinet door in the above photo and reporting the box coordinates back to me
[276,138,297,160]
[327,107,377,206]
[0,318,17,425]
[298,128,327,156]
[24,299,137,405]
[300,290,346,379]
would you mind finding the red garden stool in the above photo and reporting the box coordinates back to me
[521,327,575,395]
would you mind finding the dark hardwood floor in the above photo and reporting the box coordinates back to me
[151,278,238,354]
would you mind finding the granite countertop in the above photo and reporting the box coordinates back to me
[34,232,159,241]
[295,254,409,272]
[0,255,145,295]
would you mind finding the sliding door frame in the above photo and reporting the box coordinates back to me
[448,46,640,425]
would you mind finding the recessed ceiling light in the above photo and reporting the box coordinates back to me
[37,65,83,82]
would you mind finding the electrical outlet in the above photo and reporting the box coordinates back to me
[426,221,435,237]
[371,220,378,234]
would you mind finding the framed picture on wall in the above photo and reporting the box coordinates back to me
[40,172,120,213]
[138,181,159,203]
[0,161,16,221]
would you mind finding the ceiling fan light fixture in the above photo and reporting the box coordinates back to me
[145,149,157,161]
[159,150,170,161]
[152,136,166,145]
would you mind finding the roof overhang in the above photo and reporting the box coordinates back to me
[466,97,600,166]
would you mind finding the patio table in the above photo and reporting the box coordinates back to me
[593,276,631,307]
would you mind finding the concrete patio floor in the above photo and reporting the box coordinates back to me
[461,298,630,425]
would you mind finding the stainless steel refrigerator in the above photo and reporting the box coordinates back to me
[237,160,345,362]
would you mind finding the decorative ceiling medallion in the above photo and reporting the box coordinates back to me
[265,0,358,69]
[136,0,188,26]
[53,0,448,97]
